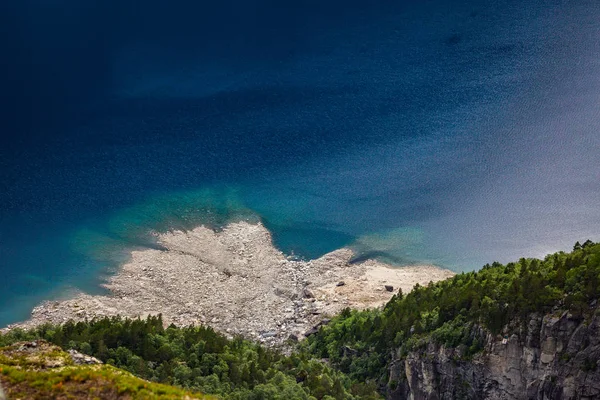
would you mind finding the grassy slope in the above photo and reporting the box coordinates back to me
[0,341,212,400]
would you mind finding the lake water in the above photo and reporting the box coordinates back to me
[1,0,599,326]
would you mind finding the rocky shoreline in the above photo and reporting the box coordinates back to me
[4,222,455,348]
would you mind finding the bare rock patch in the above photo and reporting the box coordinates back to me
[4,222,455,348]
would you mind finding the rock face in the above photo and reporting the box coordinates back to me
[389,309,600,400]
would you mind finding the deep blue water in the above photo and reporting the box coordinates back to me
[1,0,599,326]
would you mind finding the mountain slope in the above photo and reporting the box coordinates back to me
[303,241,600,399]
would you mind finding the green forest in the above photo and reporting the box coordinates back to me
[1,240,598,399]
[0,316,380,399]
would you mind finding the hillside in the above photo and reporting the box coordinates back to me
[0,340,210,399]
[1,240,598,399]
[303,240,600,399]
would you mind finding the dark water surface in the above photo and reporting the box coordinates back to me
[1,0,599,325]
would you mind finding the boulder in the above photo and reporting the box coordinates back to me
[385,285,394,292]
[67,349,102,365]
[304,327,319,337]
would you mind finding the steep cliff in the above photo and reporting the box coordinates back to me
[389,309,600,400]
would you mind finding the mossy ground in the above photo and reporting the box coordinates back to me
[0,342,212,399]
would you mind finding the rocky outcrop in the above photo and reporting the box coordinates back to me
[67,349,103,365]
[389,309,600,400]
[2,340,102,368]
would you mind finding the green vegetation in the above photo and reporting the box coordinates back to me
[0,318,380,399]
[0,363,211,399]
[302,240,600,384]
[0,341,212,399]
[1,240,597,398]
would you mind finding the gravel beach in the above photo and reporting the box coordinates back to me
[5,222,455,347]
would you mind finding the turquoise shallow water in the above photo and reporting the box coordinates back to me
[1,0,600,326]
